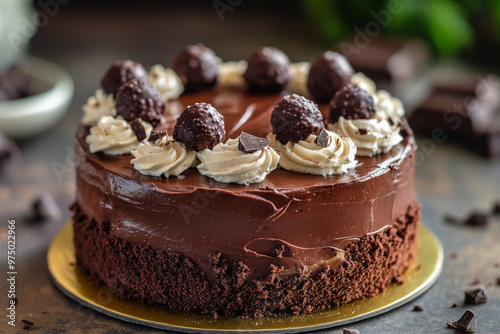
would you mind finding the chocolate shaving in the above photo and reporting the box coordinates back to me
[451,302,458,308]
[149,130,167,143]
[358,128,368,135]
[493,200,500,214]
[464,211,489,226]
[464,286,488,304]
[496,277,500,286]
[21,319,34,330]
[342,329,360,334]
[130,118,147,142]
[447,309,477,333]
[412,304,424,312]
[238,132,270,153]
[32,192,61,222]
[314,128,330,147]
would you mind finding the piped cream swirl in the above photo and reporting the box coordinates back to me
[269,131,357,176]
[328,116,402,157]
[196,138,279,184]
[86,116,152,155]
[287,62,310,97]
[81,89,116,125]
[147,64,184,102]
[131,135,196,178]
[217,61,247,88]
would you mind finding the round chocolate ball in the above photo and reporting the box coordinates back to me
[172,44,219,92]
[173,103,226,151]
[243,47,290,93]
[329,84,375,123]
[100,60,147,97]
[307,51,354,102]
[115,78,164,127]
[271,94,324,144]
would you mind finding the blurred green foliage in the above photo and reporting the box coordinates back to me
[302,0,500,56]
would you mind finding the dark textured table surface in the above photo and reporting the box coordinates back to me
[1,4,500,333]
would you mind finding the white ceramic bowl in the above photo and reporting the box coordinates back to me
[0,56,74,139]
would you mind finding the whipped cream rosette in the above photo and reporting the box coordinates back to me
[217,60,247,88]
[197,132,279,184]
[86,115,152,155]
[328,83,403,157]
[81,89,116,125]
[131,131,196,178]
[147,64,184,102]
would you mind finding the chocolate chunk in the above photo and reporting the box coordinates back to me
[130,118,147,142]
[412,304,424,312]
[115,78,164,127]
[21,319,34,330]
[447,309,477,333]
[314,128,330,147]
[464,286,488,304]
[243,47,290,93]
[271,94,324,144]
[32,192,61,222]
[0,132,20,176]
[172,44,219,92]
[464,211,490,226]
[451,302,458,308]
[173,103,225,151]
[342,329,360,334]
[492,201,500,214]
[359,128,368,135]
[329,84,376,124]
[238,132,270,153]
[149,130,167,143]
[100,60,147,97]
[339,37,429,84]
[496,277,500,286]
[308,51,354,102]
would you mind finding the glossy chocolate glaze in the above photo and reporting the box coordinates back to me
[75,88,417,280]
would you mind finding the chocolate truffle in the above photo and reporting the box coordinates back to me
[244,47,290,93]
[173,103,225,151]
[100,60,147,97]
[115,78,164,127]
[172,44,219,92]
[308,51,354,102]
[271,94,324,144]
[329,84,375,124]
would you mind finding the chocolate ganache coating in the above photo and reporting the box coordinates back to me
[308,51,354,103]
[115,78,164,127]
[100,60,147,97]
[329,83,376,123]
[271,94,324,144]
[173,102,225,151]
[244,47,291,93]
[172,44,219,92]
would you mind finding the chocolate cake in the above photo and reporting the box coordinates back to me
[72,45,420,318]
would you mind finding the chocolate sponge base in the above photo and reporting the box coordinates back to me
[72,202,420,318]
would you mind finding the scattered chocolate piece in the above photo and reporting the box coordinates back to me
[172,44,219,92]
[244,47,290,93]
[148,130,167,143]
[0,131,20,176]
[238,132,270,153]
[464,211,490,226]
[314,128,330,148]
[308,51,354,103]
[173,103,225,151]
[271,94,324,144]
[464,286,488,304]
[496,277,500,286]
[21,319,34,330]
[115,78,164,127]
[451,303,458,308]
[492,201,500,214]
[130,118,147,142]
[342,329,360,334]
[447,309,477,333]
[41,311,50,314]
[339,37,429,84]
[329,84,376,124]
[412,304,424,312]
[100,60,147,97]
[32,192,61,222]
[470,277,481,285]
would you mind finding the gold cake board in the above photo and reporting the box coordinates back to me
[48,221,443,333]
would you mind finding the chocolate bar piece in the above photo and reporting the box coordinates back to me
[338,37,430,84]
[409,70,500,158]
